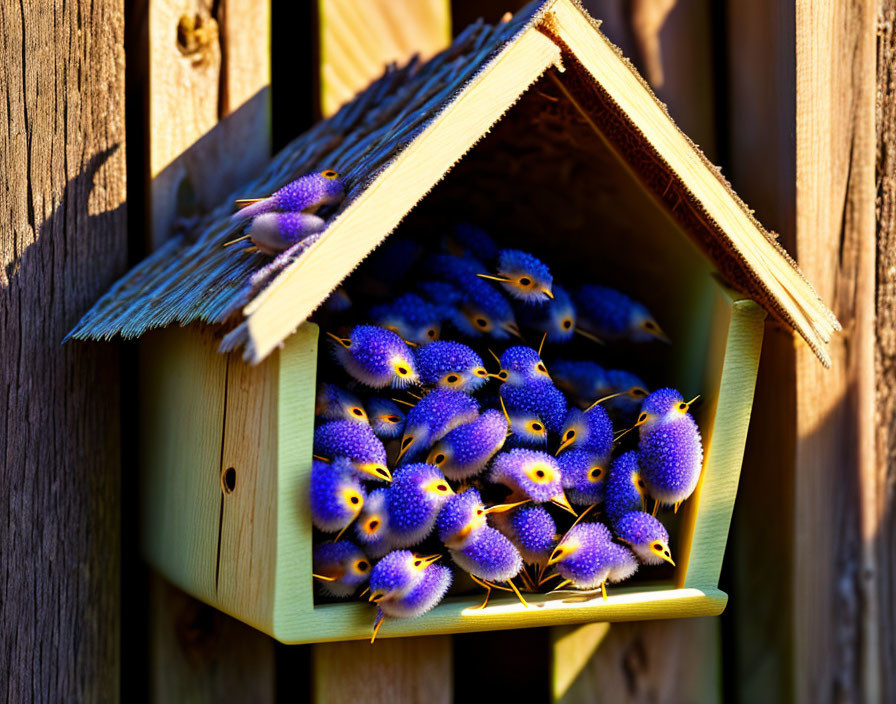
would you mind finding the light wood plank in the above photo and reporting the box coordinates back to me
[0,1,127,700]
[319,0,451,117]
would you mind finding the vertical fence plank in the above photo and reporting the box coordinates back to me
[0,1,127,701]
[142,1,276,701]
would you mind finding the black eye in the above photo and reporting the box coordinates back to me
[414,560,422,567]
[352,407,364,416]
[562,319,572,329]
[637,479,645,488]
[476,318,488,328]
[678,403,688,411]
[385,415,400,423]
[531,422,543,432]
[519,277,531,287]
[653,543,662,550]
[397,366,409,375]
[350,495,360,505]
[357,560,369,571]
[476,508,484,515]
[498,371,508,380]
[446,375,458,384]
[564,430,574,440]
[535,469,545,478]
[644,321,656,330]
[537,363,547,372]
[368,519,379,530]
[401,437,413,448]
[590,468,603,479]
[639,413,648,423]
[437,484,448,492]
[434,454,446,464]
[427,329,436,338]
[322,169,339,179]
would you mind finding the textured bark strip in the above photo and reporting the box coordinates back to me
[876,0,896,697]
[0,1,126,702]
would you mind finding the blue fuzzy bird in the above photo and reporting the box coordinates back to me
[495,504,557,569]
[558,449,607,507]
[479,249,553,304]
[366,398,406,440]
[636,388,703,512]
[396,388,479,464]
[441,223,500,262]
[552,361,648,422]
[496,346,553,385]
[313,419,392,482]
[546,521,616,592]
[316,383,368,424]
[489,449,576,515]
[312,540,372,598]
[517,284,576,343]
[417,280,466,323]
[500,382,568,436]
[354,487,393,558]
[604,451,648,526]
[436,489,528,608]
[613,511,675,566]
[575,285,668,343]
[425,409,508,481]
[369,293,441,346]
[385,463,454,548]
[414,340,489,392]
[309,457,366,536]
[368,551,452,642]
[425,254,521,339]
[603,369,649,423]
[233,169,344,219]
[329,325,419,389]
[556,405,614,456]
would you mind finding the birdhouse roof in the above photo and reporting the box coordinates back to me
[68,0,839,365]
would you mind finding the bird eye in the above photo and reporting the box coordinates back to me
[677,402,688,412]
[527,421,544,433]
[433,454,446,465]
[644,320,656,330]
[351,407,364,417]
[356,560,369,572]
[427,328,437,338]
[476,508,484,516]
[349,495,360,505]
[535,469,545,478]
[537,363,548,374]
[588,467,604,481]
[401,436,414,449]
[630,387,648,399]
[475,317,489,329]
[637,479,645,489]
[397,366,409,376]
[445,374,460,385]
[638,412,648,424]
[436,483,449,492]
[384,414,401,423]
[498,371,508,380]
[564,430,575,441]
[652,543,662,551]
[321,169,340,179]
[562,319,572,329]
[366,519,380,531]
[414,560,422,567]
[518,277,532,288]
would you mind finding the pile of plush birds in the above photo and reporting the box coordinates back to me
[300,224,702,643]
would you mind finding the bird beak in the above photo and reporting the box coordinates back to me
[312,573,336,582]
[645,321,671,343]
[358,463,392,482]
[504,323,524,339]
[473,367,489,378]
[555,437,575,455]
[573,327,605,345]
[541,287,554,299]
[484,499,530,514]
[683,395,701,411]
[477,273,512,284]
[550,493,577,516]
[369,590,387,603]
[418,554,443,568]
[396,436,415,462]
[547,547,565,567]
[325,331,352,348]
[662,554,676,567]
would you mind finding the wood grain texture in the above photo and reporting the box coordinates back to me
[319,0,451,117]
[149,573,275,703]
[148,0,270,249]
[312,636,453,704]
[0,1,126,701]
[875,1,896,696]
[793,1,877,702]
[552,619,720,704]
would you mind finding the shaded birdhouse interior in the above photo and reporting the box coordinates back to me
[309,72,729,607]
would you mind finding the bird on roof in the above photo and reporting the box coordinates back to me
[313,419,392,482]
[517,284,577,343]
[328,325,419,389]
[556,405,614,456]
[368,551,452,643]
[489,448,576,515]
[312,539,372,598]
[384,463,455,548]
[575,284,669,343]
[603,451,648,526]
[557,449,607,507]
[366,398,406,440]
[369,293,441,347]
[425,254,521,339]
[396,388,479,464]
[354,487,393,558]
[426,409,508,481]
[309,457,366,537]
[232,169,345,220]
[635,388,703,513]
[545,521,617,593]
[414,340,489,393]
[436,489,529,609]
[316,383,369,425]
[478,249,554,304]
[613,510,675,566]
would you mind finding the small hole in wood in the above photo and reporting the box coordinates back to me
[222,467,236,494]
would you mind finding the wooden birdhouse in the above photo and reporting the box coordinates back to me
[69,0,837,644]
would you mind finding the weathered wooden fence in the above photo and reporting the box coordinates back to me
[1,1,893,702]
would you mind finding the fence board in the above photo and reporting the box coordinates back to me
[0,1,127,701]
